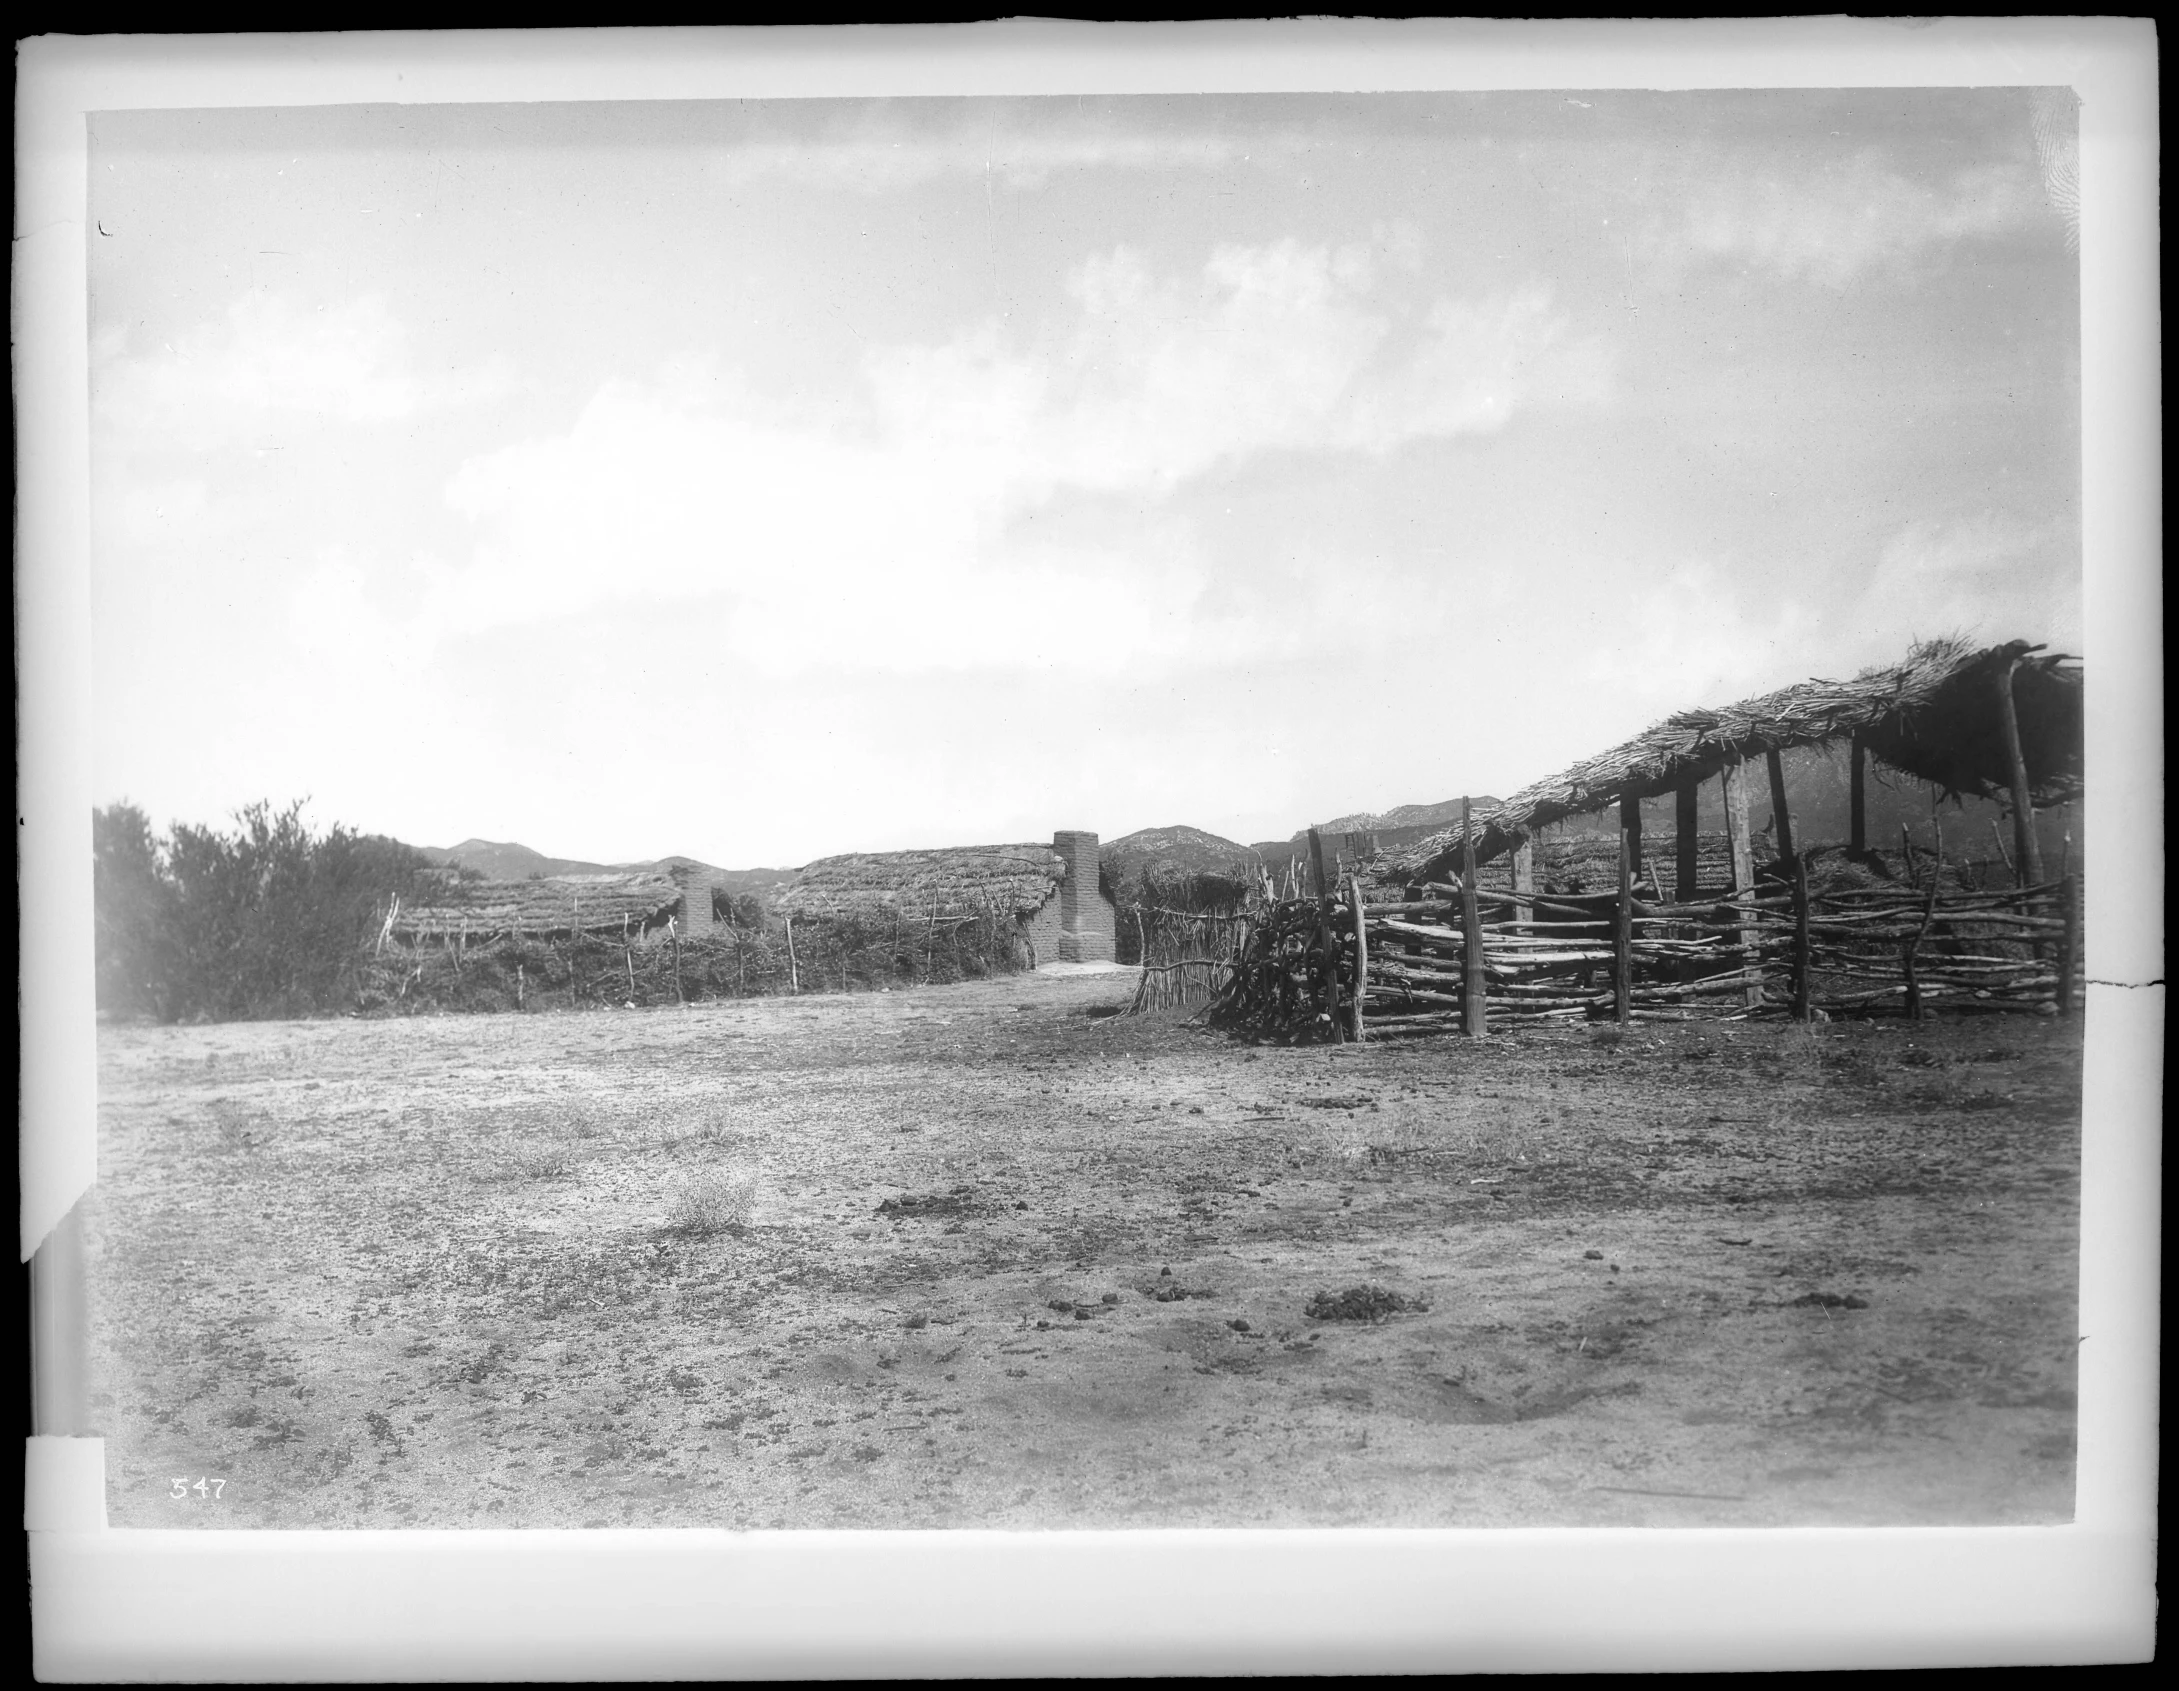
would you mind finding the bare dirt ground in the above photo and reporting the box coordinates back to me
[85,968,2080,1530]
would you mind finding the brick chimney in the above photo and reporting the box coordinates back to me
[1051,830,1115,963]
[671,865,715,938]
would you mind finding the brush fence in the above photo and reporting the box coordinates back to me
[1125,903,1253,1015]
[1207,869,2082,1043]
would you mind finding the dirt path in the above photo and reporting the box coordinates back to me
[85,970,2080,1528]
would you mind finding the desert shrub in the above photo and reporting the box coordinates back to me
[665,1169,758,1236]
[96,799,428,1023]
[512,1144,572,1179]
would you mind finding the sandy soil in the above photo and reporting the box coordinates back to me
[85,969,2080,1529]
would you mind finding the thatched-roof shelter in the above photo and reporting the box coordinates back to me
[777,844,1064,921]
[389,871,682,942]
[777,831,1120,964]
[1397,638,2082,880]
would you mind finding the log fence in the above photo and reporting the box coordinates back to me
[1205,858,2083,1043]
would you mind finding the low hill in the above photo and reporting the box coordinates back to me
[1101,826,1261,904]
[418,839,618,880]
[419,840,801,897]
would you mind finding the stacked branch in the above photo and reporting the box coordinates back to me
[1201,892,1357,1044]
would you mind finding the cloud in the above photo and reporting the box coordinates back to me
[93,291,514,451]
[1646,153,2045,288]
[423,237,1605,673]
[1863,513,2080,653]
[868,234,1602,500]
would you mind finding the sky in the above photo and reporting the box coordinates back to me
[86,89,2082,868]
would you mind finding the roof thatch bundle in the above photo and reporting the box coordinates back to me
[1395,638,2082,878]
[776,844,1064,922]
[390,871,682,940]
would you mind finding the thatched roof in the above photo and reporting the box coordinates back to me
[776,844,1065,922]
[389,871,682,940]
[1396,638,2082,879]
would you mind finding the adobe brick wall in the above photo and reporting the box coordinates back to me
[1021,891,1066,968]
[1052,830,1117,963]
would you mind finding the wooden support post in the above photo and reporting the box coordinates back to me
[670,917,684,1005]
[2058,871,2082,1017]
[1994,657,2046,888]
[1512,837,1536,925]
[1461,798,1486,1037]
[1765,747,1795,863]
[1675,778,1699,901]
[785,915,799,995]
[1721,753,1763,1006]
[1790,850,1811,1021]
[1849,733,1868,856]
[1613,825,1633,1026]
[1347,874,1368,1043]
[1621,791,1643,880]
[1308,827,1332,904]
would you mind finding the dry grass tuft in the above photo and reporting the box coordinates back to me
[665,1168,759,1236]
[512,1144,573,1179]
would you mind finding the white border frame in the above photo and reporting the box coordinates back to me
[20,20,2160,1678]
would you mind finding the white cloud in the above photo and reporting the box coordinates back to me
[93,291,513,451]
[1651,154,2044,288]
[423,237,1606,674]
[1864,513,2081,653]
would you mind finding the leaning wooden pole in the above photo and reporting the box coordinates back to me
[1612,823,1633,1026]
[1994,657,2047,889]
[1460,798,1486,1037]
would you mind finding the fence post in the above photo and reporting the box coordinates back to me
[785,916,799,995]
[1461,798,1486,1037]
[1903,883,1937,1022]
[2058,870,2082,1017]
[1613,824,1632,1025]
[1790,851,1811,1021]
[1347,874,1368,1043]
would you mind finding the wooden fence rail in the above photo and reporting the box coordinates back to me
[1204,862,2082,1043]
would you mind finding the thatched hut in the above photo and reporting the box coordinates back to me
[777,830,1119,965]
[1395,638,2083,895]
[386,870,684,945]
